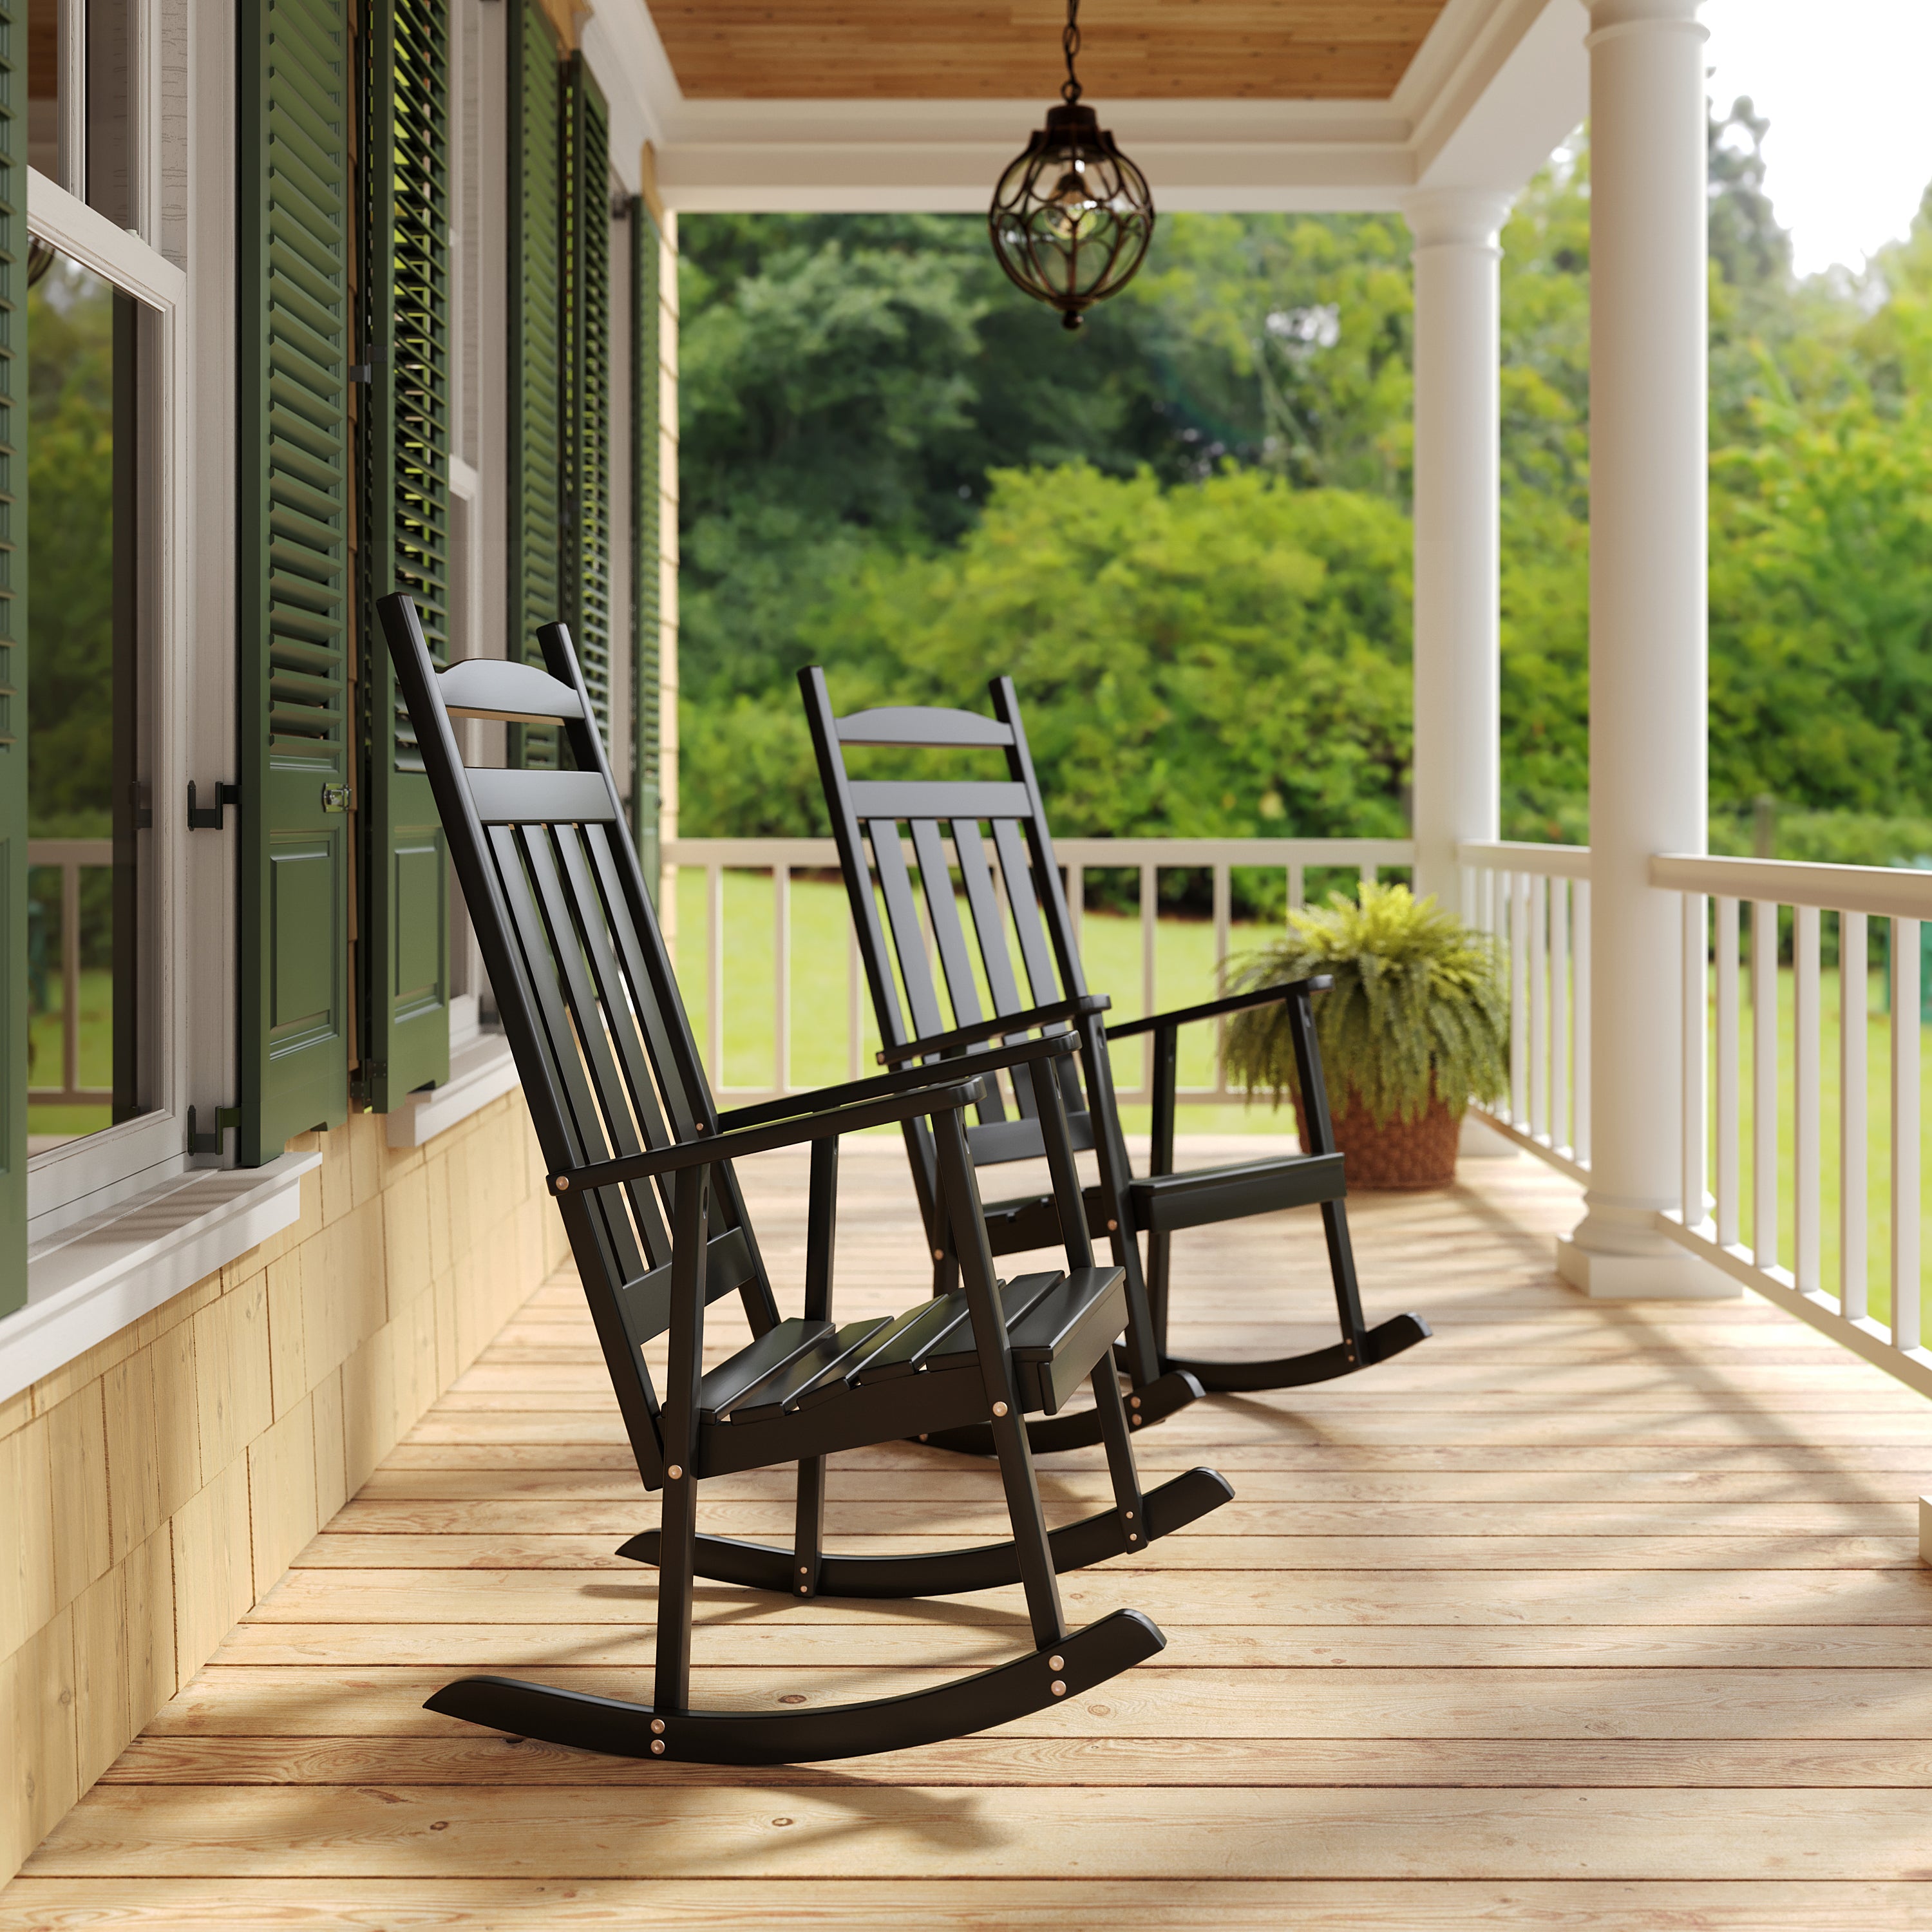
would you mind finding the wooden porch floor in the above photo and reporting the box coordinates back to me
[8,1139,1932,1928]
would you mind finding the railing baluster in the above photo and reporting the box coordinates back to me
[1793,903,1821,1293]
[1573,878,1591,1166]
[1551,877,1570,1157]
[1140,862,1158,1102]
[1842,911,1868,1320]
[1681,891,1706,1227]
[706,864,724,1088]
[1068,865,1083,957]
[1892,917,1920,1352]
[773,865,791,1095]
[62,855,82,1101]
[1509,872,1529,1128]
[1288,862,1303,914]
[1715,896,1739,1249]
[1752,897,1779,1271]
[1213,862,1231,1095]
[1529,872,1549,1141]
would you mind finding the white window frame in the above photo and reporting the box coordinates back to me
[22,170,194,1242]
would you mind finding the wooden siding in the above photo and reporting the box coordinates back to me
[650,1,1452,102]
[6,1138,1932,1923]
[0,1099,569,1885]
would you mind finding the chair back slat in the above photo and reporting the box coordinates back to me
[489,822,652,1289]
[868,821,950,1043]
[518,823,674,1270]
[990,818,1068,1009]
[952,822,1030,1022]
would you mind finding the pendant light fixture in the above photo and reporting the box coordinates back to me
[988,0,1155,331]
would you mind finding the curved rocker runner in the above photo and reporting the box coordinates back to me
[799,668,1432,1434]
[379,595,1226,1764]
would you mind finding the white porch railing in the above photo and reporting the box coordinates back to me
[665,836,1414,1106]
[25,838,113,1109]
[1651,853,1932,1400]
[1459,840,1593,1180]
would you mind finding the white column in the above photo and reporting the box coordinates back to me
[1557,0,1731,1297]
[1406,189,1509,911]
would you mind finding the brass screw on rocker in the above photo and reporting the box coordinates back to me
[1049,1654,1065,1670]
[1051,1681,1067,1697]
[651,1719,665,1733]
[650,1740,665,1754]
[668,1465,684,1480]
[992,1402,1009,1417]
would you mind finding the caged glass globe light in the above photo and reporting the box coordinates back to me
[988,0,1154,331]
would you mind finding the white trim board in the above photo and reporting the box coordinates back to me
[385,1030,524,1149]
[6,1152,321,1403]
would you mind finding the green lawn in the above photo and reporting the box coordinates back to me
[27,963,113,1141]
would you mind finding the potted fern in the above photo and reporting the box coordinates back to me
[1224,882,1509,1189]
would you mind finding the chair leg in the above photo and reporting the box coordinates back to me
[793,1456,826,1599]
[1146,1227,1173,1356]
[1321,1197,1371,1367]
[1089,1356,1146,1555]
[654,1459,697,1716]
[934,1106,1068,1653]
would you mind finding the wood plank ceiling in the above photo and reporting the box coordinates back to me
[649,3,1453,101]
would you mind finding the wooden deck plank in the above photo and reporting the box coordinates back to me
[23,1784,1932,1880]
[5,1879,1929,1931]
[10,1143,1932,1921]
[95,1732,1932,1788]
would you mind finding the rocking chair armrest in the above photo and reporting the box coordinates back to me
[875,994,1112,1067]
[548,1076,988,1196]
[1105,976,1332,1041]
[716,1031,1081,1133]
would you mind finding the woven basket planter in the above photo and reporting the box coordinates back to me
[1291,1089,1465,1191]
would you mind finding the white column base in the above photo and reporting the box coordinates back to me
[1555,1235,1738,1300]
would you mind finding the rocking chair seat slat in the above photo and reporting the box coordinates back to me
[1006,1267,1131,1416]
[696,1317,833,1425]
[1129,1153,1349,1233]
[721,1316,898,1424]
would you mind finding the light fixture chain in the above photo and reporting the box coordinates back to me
[1061,0,1082,104]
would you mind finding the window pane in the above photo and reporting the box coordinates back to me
[26,251,145,1153]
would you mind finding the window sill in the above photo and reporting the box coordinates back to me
[385,1029,522,1149]
[5,1151,321,1403]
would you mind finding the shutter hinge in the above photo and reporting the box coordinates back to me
[187,781,240,830]
[349,365,372,384]
[187,1105,242,1157]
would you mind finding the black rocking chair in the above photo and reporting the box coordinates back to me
[379,594,1231,1765]
[800,668,1430,1447]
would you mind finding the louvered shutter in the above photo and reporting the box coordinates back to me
[507,0,562,770]
[237,0,353,1167]
[359,0,451,1111]
[629,194,661,895]
[0,0,24,1302]
[562,55,611,741]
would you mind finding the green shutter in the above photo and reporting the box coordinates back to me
[562,55,611,740]
[507,0,562,770]
[358,0,451,1111]
[237,0,353,1167]
[629,195,661,894]
[0,0,24,1303]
